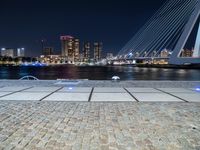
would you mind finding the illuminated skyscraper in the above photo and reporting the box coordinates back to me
[60,35,79,63]
[74,39,80,62]
[1,48,14,57]
[17,48,25,57]
[94,42,102,61]
[83,42,90,62]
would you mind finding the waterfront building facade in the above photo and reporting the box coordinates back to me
[60,35,77,63]
[160,49,169,58]
[83,42,90,62]
[180,49,193,57]
[17,48,25,57]
[74,39,80,62]
[40,55,62,64]
[1,48,14,57]
[94,42,102,61]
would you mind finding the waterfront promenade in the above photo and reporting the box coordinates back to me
[0,80,200,149]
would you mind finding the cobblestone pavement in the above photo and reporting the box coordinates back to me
[0,101,200,150]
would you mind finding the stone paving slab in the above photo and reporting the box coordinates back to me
[23,87,61,92]
[158,88,195,93]
[58,87,92,93]
[43,93,90,101]
[132,93,183,102]
[0,101,200,149]
[0,92,51,101]
[91,93,135,101]
[126,88,161,93]
[171,93,200,102]
[0,86,31,92]
[93,87,126,93]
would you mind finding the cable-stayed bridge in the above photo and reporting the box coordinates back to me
[117,0,200,65]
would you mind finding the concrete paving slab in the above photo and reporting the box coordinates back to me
[0,92,51,101]
[0,86,31,92]
[171,93,200,102]
[126,88,161,93]
[59,87,92,93]
[93,87,126,93]
[158,88,194,93]
[132,93,183,102]
[0,92,12,97]
[43,93,90,101]
[91,93,135,101]
[24,87,61,92]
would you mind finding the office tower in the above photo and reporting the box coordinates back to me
[60,35,80,63]
[74,39,80,62]
[1,48,14,57]
[94,42,102,61]
[83,42,90,62]
[43,47,53,56]
[17,48,25,57]
[60,35,74,63]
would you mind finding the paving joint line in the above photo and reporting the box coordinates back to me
[0,86,34,98]
[39,87,64,101]
[124,88,139,102]
[155,88,189,102]
[88,87,94,102]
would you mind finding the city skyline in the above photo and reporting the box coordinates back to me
[0,0,166,56]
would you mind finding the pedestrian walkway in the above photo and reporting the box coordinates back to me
[0,101,200,149]
[0,86,199,102]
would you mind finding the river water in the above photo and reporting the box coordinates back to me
[0,65,200,80]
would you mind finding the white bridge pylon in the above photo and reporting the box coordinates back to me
[193,22,200,57]
[169,1,200,64]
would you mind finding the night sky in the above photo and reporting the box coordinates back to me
[0,0,166,57]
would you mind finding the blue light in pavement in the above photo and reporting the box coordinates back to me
[68,87,73,90]
[195,88,200,91]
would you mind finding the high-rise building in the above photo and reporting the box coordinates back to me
[83,42,90,62]
[17,48,25,57]
[61,35,74,63]
[94,42,102,61]
[43,47,53,56]
[1,48,14,57]
[60,35,80,63]
[74,39,80,62]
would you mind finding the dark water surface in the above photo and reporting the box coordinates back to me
[0,65,200,80]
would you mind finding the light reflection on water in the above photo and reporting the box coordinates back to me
[0,65,200,80]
